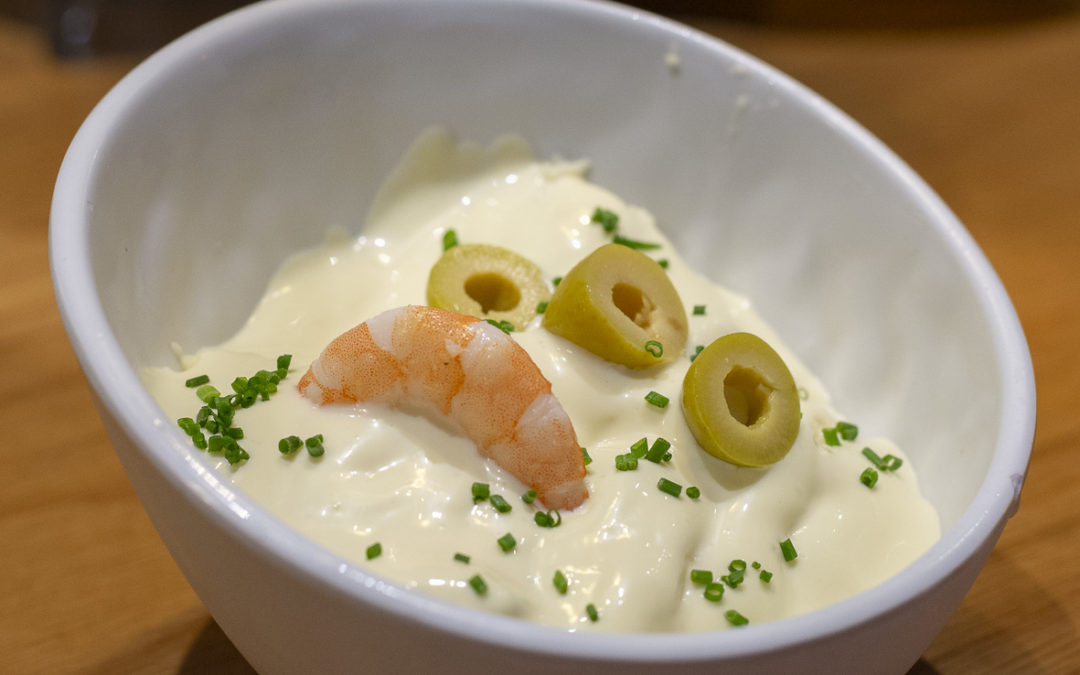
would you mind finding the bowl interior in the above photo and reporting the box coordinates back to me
[65,0,1020,615]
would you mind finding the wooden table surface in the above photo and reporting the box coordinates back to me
[2,9,1077,674]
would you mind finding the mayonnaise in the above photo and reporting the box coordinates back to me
[142,128,939,633]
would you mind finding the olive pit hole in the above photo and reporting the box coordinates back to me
[612,282,654,329]
[724,366,773,427]
[465,273,521,313]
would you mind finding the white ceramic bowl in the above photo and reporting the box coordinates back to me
[50,0,1035,672]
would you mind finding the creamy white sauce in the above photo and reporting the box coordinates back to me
[142,128,939,633]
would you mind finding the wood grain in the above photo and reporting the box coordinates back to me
[2,10,1077,673]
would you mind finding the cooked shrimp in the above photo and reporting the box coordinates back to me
[297,305,588,510]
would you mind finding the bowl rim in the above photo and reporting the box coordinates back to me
[49,0,1036,662]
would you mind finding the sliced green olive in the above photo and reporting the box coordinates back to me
[542,243,687,368]
[427,243,550,331]
[682,332,800,467]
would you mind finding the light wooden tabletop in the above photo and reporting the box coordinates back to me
[2,10,1077,674]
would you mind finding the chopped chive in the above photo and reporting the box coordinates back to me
[657,258,669,269]
[276,354,292,372]
[644,390,670,408]
[553,570,569,594]
[230,376,249,395]
[759,570,773,583]
[704,582,725,602]
[278,435,302,454]
[690,569,713,585]
[751,561,761,569]
[862,447,886,470]
[472,482,490,502]
[497,533,516,552]
[729,560,747,573]
[657,477,682,498]
[644,340,663,358]
[207,435,228,453]
[185,374,210,388]
[522,489,538,504]
[223,444,249,465]
[836,421,858,441]
[366,542,382,560]
[690,345,704,362]
[534,510,562,528]
[305,434,325,457]
[468,574,487,595]
[645,437,671,463]
[442,229,458,250]
[225,427,244,440]
[489,494,512,513]
[692,305,706,315]
[454,553,471,564]
[822,427,841,446]
[177,417,198,435]
[552,276,563,287]
[195,384,220,403]
[590,207,619,233]
[485,318,514,334]
[615,453,638,471]
[721,570,744,589]
[686,486,701,499]
[725,610,749,626]
[536,301,549,314]
[629,437,649,458]
[613,234,661,250]
[580,447,592,466]
[196,406,211,426]
[586,603,599,622]
[780,538,798,562]
[882,454,903,471]
[860,467,879,488]
[192,433,207,450]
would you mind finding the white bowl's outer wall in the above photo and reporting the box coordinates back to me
[51,0,1035,673]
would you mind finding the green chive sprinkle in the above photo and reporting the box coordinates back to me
[644,390,670,408]
[276,354,292,371]
[759,570,773,583]
[646,437,671,463]
[725,610,749,626]
[454,553,471,564]
[629,437,649,458]
[580,447,592,465]
[882,454,903,471]
[177,417,198,435]
[822,427,840,446]
[497,533,516,552]
[185,374,210,388]
[536,301,549,314]
[442,229,458,251]
[553,570,569,594]
[613,234,661,250]
[485,318,514,334]
[644,340,663,358]
[690,345,704,362]
[657,258,669,269]
[489,494,512,513]
[690,569,713,585]
[534,510,562,528]
[468,574,487,595]
[836,421,858,441]
[693,305,706,315]
[586,604,599,622]
[751,561,761,569]
[729,560,747,572]
[704,582,725,602]
[722,570,744,589]
[780,538,798,562]
[552,276,563,287]
[615,453,638,471]
[366,542,382,560]
[686,486,701,499]
[192,433,207,450]
[860,467,879,488]
[305,434,325,458]
[195,384,220,403]
[472,482,490,502]
[590,207,619,233]
[225,427,244,440]
[278,435,302,454]
[657,477,682,498]
[522,489,538,504]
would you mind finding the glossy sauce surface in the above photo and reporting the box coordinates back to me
[142,129,939,632]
